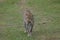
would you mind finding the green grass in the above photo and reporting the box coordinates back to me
[0,0,60,40]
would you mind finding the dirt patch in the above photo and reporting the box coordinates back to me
[17,0,32,10]
[17,0,27,9]
[0,0,6,2]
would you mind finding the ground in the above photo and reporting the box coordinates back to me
[0,0,60,40]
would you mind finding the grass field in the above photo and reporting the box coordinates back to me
[0,0,60,40]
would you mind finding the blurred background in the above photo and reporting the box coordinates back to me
[0,0,60,40]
